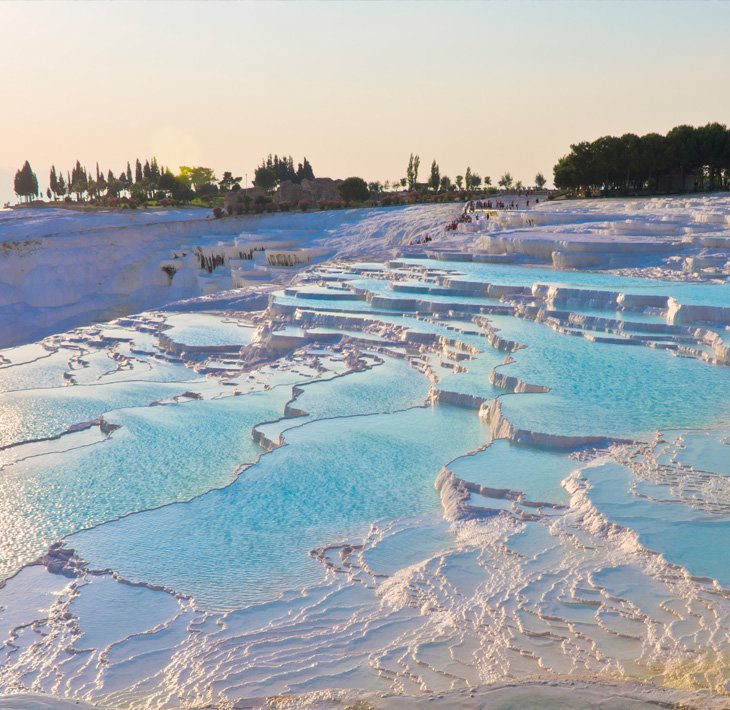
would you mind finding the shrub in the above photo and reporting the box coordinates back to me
[265,202,278,213]
[212,206,224,219]
[298,199,310,211]
[279,201,291,212]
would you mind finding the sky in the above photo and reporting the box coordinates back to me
[1,0,729,205]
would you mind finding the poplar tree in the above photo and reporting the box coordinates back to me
[429,160,440,192]
[406,153,420,191]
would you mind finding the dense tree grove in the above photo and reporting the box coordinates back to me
[11,156,230,206]
[553,123,730,194]
[254,155,315,188]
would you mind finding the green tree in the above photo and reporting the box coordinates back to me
[57,173,66,199]
[49,165,59,198]
[455,175,464,190]
[14,161,39,202]
[178,166,217,193]
[135,159,143,183]
[106,170,120,198]
[296,157,314,182]
[218,171,242,191]
[429,160,440,192]
[535,172,547,189]
[338,177,370,203]
[406,153,420,191]
[253,166,277,190]
[159,171,194,200]
[498,172,513,189]
[465,167,472,192]
[130,183,147,203]
[70,161,87,201]
[440,175,452,191]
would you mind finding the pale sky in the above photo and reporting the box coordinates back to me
[1,0,729,205]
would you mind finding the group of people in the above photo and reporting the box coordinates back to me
[445,211,474,231]
[469,197,540,210]
[443,192,542,233]
[409,234,433,245]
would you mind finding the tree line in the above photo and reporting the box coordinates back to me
[13,157,242,206]
[553,123,730,195]
[376,154,545,194]
[12,150,546,210]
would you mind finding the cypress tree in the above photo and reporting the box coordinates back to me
[14,161,39,202]
[49,165,59,196]
[135,159,143,183]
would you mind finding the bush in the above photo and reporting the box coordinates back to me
[298,199,310,211]
[279,201,291,212]
[265,202,278,213]
[212,206,224,219]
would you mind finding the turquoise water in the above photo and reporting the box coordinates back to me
[0,388,292,579]
[585,460,730,585]
[0,380,205,449]
[487,313,730,438]
[163,313,255,346]
[450,440,576,504]
[70,404,488,609]
[3,248,730,704]
[397,257,730,307]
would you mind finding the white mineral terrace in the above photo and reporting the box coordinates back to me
[1,197,730,709]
